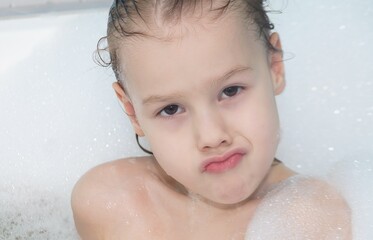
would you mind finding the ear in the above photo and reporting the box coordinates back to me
[269,32,286,95]
[112,82,145,136]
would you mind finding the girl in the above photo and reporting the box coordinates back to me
[72,0,351,239]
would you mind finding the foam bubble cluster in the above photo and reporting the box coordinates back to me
[245,175,351,239]
[0,184,78,239]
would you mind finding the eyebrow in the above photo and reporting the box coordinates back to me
[210,66,251,88]
[142,92,184,105]
[142,66,251,105]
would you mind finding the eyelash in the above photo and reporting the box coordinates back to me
[158,104,183,118]
[220,85,245,100]
[156,85,245,118]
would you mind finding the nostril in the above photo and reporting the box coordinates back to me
[220,140,227,145]
[194,113,231,150]
[199,136,231,151]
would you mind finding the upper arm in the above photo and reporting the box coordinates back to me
[71,164,112,240]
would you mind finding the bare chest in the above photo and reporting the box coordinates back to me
[113,192,257,240]
[119,210,252,240]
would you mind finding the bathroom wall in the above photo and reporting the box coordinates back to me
[0,0,111,18]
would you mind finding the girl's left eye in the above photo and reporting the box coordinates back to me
[221,86,243,99]
[158,104,182,117]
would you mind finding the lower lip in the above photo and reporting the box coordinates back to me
[204,153,244,173]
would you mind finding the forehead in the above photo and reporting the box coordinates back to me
[119,14,266,97]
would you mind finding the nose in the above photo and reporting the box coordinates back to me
[193,108,232,151]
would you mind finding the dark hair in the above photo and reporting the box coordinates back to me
[96,0,279,85]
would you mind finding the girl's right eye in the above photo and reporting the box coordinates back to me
[159,104,181,117]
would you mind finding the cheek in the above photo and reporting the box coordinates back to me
[150,139,198,190]
[255,103,280,152]
[146,130,190,172]
[235,91,280,145]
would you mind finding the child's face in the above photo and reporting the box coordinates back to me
[114,13,285,205]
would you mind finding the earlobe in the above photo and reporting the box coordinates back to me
[112,82,145,136]
[269,33,286,95]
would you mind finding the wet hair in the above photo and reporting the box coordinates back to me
[96,0,279,86]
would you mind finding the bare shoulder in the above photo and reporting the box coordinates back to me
[71,156,162,240]
[290,176,352,239]
[247,175,352,239]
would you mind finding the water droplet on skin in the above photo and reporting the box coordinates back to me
[106,202,117,210]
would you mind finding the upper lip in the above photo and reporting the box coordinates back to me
[200,148,247,172]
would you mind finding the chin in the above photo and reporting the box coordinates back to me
[208,193,251,208]
[214,187,254,206]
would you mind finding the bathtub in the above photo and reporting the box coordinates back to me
[0,1,372,239]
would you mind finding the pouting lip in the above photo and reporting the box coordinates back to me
[200,148,247,173]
